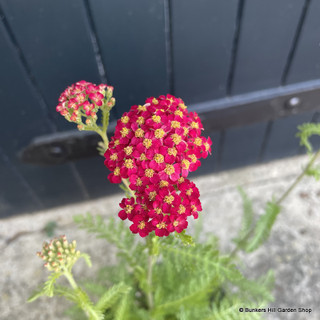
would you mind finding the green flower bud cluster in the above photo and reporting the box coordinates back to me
[37,235,80,272]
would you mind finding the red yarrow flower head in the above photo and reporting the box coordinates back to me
[56,80,114,128]
[104,94,212,237]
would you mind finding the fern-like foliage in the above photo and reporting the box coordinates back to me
[296,122,320,152]
[205,296,266,320]
[96,283,131,312]
[305,165,320,180]
[245,201,280,252]
[233,187,254,247]
[43,272,62,297]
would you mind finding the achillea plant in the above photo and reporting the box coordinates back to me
[29,81,320,320]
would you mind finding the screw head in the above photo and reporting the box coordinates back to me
[49,145,65,158]
[286,96,301,109]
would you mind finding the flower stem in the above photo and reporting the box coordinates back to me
[63,268,78,290]
[63,268,101,320]
[276,149,320,205]
[230,149,320,258]
[146,235,155,310]
[147,255,154,310]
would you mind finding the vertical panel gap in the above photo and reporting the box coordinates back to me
[226,0,245,96]
[0,3,56,132]
[0,146,44,209]
[0,4,90,199]
[258,120,274,162]
[82,0,108,84]
[164,0,175,95]
[281,0,311,85]
[68,163,90,200]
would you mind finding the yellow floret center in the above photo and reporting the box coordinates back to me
[137,116,145,125]
[140,153,147,161]
[125,205,133,214]
[178,204,186,214]
[164,195,174,204]
[159,180,169,188]
[154,153,164,163]
[156,222,167,229]
[171,121,181,129]
[114,139,120,146]
[121,115,129,124]
[145,168,154,178]
[149,191,157,201]
[178,177,185,184]
[186,188,193,196]
[191,121,199,129]
[138,105,147,112]
[138,221,146,229]
[189,154,197,163]
[194,137,202,146]
[124,159,134,169]
[182,159,190,169]
[120,127,130,137]
[168,148,177,156]
[164,164,175,175]
[155,128,166,139]
[135,128,144,138]
[143,138,152,149]
[152,98,159,105]
[171,134,182,145]
[114,167,120,176]
[136,177,142,186]
[155,207,162,214]
[124,146,133,155]
[173,220,179,227]
[152,115,161,123]
[110,153,118,161]
[174,110,183,117]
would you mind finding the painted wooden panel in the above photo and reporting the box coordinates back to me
[218,122,267,171]
[0,0,120,199]
[89,0,168,115]
[0,149,39,218]
[232,0,304,94]
[0,23,86,210]
[262,111,315,162]
[286,1,320,84]
[172,0,238,104]
[1,0,102,121]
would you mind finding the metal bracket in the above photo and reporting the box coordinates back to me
[20,80,320,165]
[19,130,102,165]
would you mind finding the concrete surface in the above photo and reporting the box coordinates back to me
[1,154,320,320]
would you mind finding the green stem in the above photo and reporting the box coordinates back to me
[230,149,320,258]
[63,269,101,320]
[276,149,320,205]
[147,255,154,310]
[63,268,78,290]
[95,126,109,151]
[146,236,155,310]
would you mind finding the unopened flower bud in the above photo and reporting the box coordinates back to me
[37,235,82,273]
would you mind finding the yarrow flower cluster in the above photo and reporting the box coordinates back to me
[56,80,114,130]
[104,95,212,237]
[37,235,80,272]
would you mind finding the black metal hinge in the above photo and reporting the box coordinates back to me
[20,80,320,165]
